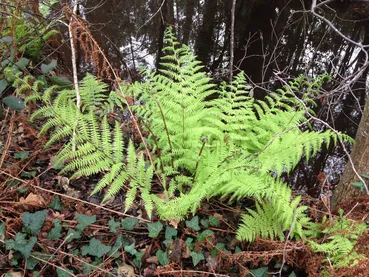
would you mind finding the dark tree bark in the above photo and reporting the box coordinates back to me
[331,26,369,208]
[331,88,369,207]
[156,0,175,69]
[195,0,217,65]
[182,0,195,45]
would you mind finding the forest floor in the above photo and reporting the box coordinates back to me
[1,103,369,277]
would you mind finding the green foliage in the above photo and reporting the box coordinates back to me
[21,210,48,235]
[156,249,169,265]
[190,251,205,266]
[121,217,139,231]
[81,238,112,258]
[185,216,201,231]
[147,221,164,238]
[26,28,361,271]
[5,233,37,258]
[307,210,366,268]
[75,214,96,231]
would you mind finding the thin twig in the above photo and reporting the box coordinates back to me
[229,0,236,81]
[68,1,81,151]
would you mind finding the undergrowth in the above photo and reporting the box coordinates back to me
[16,28,367,274]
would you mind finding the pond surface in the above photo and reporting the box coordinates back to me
[77,0,369,196]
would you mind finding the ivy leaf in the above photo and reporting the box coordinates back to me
[147,221,163,238]
[66,229,81,243]
[121,217,138,231]
[50,76,73,88]
[108,218,120,232]
[185,237,194,250]
[196,229,214,242]
[134,251,144,267]
[48,219,62,239]
[14,151,29,159]
[15,57,29,71]
[156,249,169,265]
[289,272,297,277]
[0,79,8,95]
[108,234,130,258]
[185,216,200,231]
[48,196,63,211]
[56,268,74,277]
[210,243,226,257]
[21,210,48,235]
[2,96,25,111]
[0,222,5,238]
[200,218,209,228]
[209,216,220,226]
[0,36,12,43]
[5,232,37,258]
[41,59,57,74]
[75,214,96,231]
[124,243,137,255]
[248,267,268,277]
[25,257,39,270]
[190,251,204,266]
[165,226,178,240]
[81,238,112,258]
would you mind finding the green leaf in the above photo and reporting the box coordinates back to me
[352,181,365,191]
[0,79,8,95]
[200,218,209,228]
[190,251,204,266]
[48,196,63,211]
[121,217,138,231]
[185,237,194,250]
[31,271,43,277]
[66,229,81,243]
[14,151,30,159]
[75,214,96,231]
[108,218,121,232]
[165,226,178,240]
[289,272,297,277]
[156,249,169,265]
[360,174,369,179]
[41,59,57,74]
[0,222,5,238]
[2,96,25,111]
[50,76,73,88]
[48,219,62,239]
[147,221,163,238]
[210,242,226,257]
[108,234,129,258]
[26,257,39,270]
[81,238,112,258]
[235,246,242,253]
[56,268,74,277]
[134,251,144,267]
[0,36,12,43]
[209,216,220,226]
[248,267,268,277]
[185,216,200,231]
[196,229,214,242]
[21,210,48,235]
[5,233,37,258]
[15,57,29,71]
[124,242,137,255]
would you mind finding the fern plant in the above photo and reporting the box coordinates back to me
[28,28,357,250]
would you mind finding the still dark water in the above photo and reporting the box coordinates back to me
[73,0,369,196]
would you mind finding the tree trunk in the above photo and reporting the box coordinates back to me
[331,91,369,208]
[331,25,369,208]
